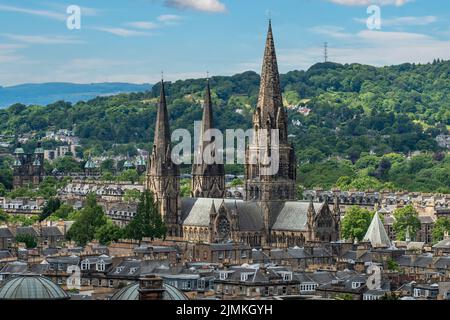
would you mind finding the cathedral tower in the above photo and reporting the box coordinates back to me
[191,80,225,198]
[245,21,297,204]
[146,80,181,237]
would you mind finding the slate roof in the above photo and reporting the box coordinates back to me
[363,212,391,248]
[272,202,311,231]
[0,251,12,259]
[181,198,264,231]
[0,261,28,275]
[433,238,450,250]
[41,226,63,237]
[0,227,13,238]
[16,227,39,238]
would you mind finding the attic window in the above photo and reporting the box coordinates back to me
[241,273,248,282]
[96,260,105,272]
[81,259,90,270]
[219,272,228,280]
[129,267,138,274]
[352,282,361,289]
[115,266,125,273]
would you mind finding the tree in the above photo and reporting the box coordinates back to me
[123,190,167,242]
[180,179,191,197]
[39,197,61,221]
[123,189,141,202]
[118,169,139,183]
[15,233,37,248]
[340,206,373,241]
[230,178,243,187]
[67,193,108,246]
[95,220,123,245]
[393,205,421,241]
[0,209,8,223]
[432,217,450,243]
[51,203,75,220]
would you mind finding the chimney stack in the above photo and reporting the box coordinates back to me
[138,275,165,300]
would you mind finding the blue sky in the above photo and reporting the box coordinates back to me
[0,0,449,85]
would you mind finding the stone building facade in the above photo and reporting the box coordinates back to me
[144,21,340,248]
[12,143,45,189]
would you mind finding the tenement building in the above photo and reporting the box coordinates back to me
[145,21,340,248]
[12,143,45,188]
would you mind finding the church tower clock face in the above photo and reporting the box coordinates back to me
[217,215,230,241]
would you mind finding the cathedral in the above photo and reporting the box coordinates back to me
[146,21,340,248]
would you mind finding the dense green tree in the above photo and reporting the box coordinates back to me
[66,193,108,246]
[393,205,421,241]
[0,209,8,223]
[123,190,167,242]
[95,220,123,245]
[340,206,374,241]
[180,179,191,197]
[39,197,61,221]
[432,217,450,243]
[15,233,37,248]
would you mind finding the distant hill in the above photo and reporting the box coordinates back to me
[0,82,151,108]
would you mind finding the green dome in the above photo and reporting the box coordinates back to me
[34,147,44,154]
[84,159,96,169]
[14,148,24,154]
[123,160,134,169]
[13,159,22,166]
[135,156,146,166]
[0,274,69,300]
[110,283,188,300]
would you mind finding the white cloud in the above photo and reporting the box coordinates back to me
[0,34,83,45]
[158,14,183,24]
[164,0,226,13]
[354,15,438,26]
[275,29,450,71]
[309,26,352,39]
[0,4,66,20]
[326,0,412,6]
[0,44,26,64]
[92,27,152,37]
[126,21,159,30]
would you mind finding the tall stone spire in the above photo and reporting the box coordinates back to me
[191,79,225,198]
[244,20,297,204]
[255,20,287,141]
[146,79,181,238]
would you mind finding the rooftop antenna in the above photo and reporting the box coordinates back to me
[324,42,328,63]
[206,71,210,81]
[161,70,164,82]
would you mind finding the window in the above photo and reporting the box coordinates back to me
[129,267,138,275]
[81,259,90,270]
[352,282,361,289]
[218,252,224,260]
[219,272,228,280]
[115,266,125,274]
[58,263,64,271]
[198,279,205,290]
[109,280,114,287]
[241,250,247,259]
[57,278,64,285]
[241,273,248,282]
[413,288,421,297]
[96,260,105,272]
[283,273,292,281]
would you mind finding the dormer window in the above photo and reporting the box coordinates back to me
[241,273,248,282]
[81,259,90,270]
[115,266,125,274]
[129,267,138,275]
[283,273,292,281]
[219,272,228,280]
[352,282,361,289]
[96,259,105,272]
